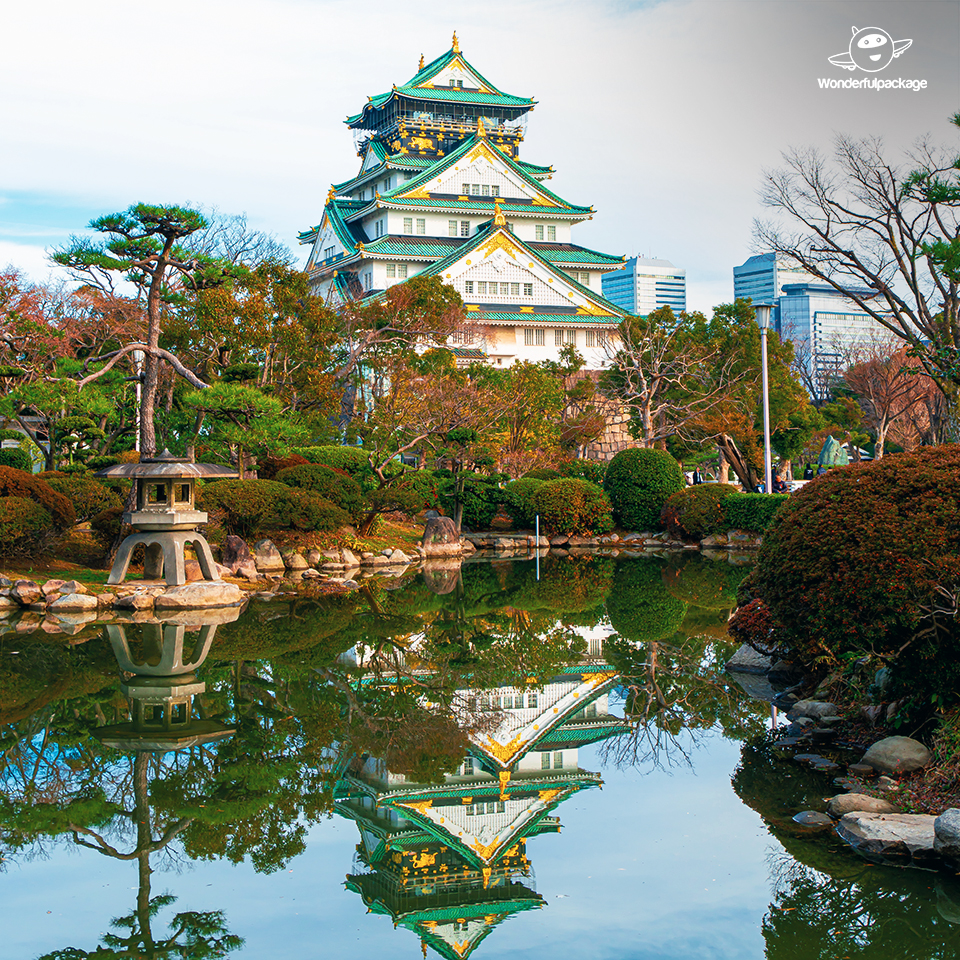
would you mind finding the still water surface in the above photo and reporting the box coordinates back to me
[0,555,956,959]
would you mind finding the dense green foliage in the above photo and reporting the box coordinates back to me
[724,492,790,532]
[661,483,739,540]
[274,488,349,532]
[0,466,76,529]
[297,446,374,488]
[523,468,561,481]
[437,474,500,529]
[531,478,613,536]
[603,448,684,531]
[275,464,365,523]
[558,458,607,484]
[0,448,32,472]
[501,478,544,528]
[739,447,960,711]
[0,497,53,555]
[40,472,122,523]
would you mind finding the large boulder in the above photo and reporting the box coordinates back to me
[422,516,462,557]
[11,580,42,606]
[837,812,938,866]
[154,581,244,610]
[786,700,840,722]
[934,808,960,868]
[251,539,284,574]
[861,736,933,775]
[48,593,98,614]
[725,644,772,676]
[221,535,251,573]
[422,561,461,595]
[827,793,897,818]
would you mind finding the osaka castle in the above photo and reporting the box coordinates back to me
[300,33,627,368]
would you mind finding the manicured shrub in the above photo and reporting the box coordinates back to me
[661,484,739,540]
[40,472,122,523]
[603,448,684,531]
[0,449,32,472]
[91,505,124,548]
[531,478,613,536]
[605,559,688,643]
[501,478,544,529]
[558,458,607,485]
[297,446,374,488]
[200,479,291,539]
[0,466,75,529]
[437,474,501,529]
[522,468,561,481]
[275,463,365,523]
[0,497,53,556]
[724,492,789,532]
[258,453,309,480]
[396,470,441,512]
[275,489,349,532]
[738,447,960,710]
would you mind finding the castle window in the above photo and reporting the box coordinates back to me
[565,329,576,345]
[585,330,595,347]
[403,217,413,234]
[510,282,520,295]
[386,263,396,278]
[477,281,487,295]
[323,246,335,259]
[462,183,469,195]
[541,752,551,770]
[499,282,509,295]
[460,221,470,237]
[580,271,590,284]
[598,331,607,346]
[464,280,474,294]
[547,225,556,241]
[416,218,426,235]
[398,264,408,278]
[535,225,544,241]
[555,329,563,347]
[449,220,458,237]
[527,692,539,707]
[471,184,480,196]
[523,283,533,296]
[553,751,563,769]
[524,327,545,346]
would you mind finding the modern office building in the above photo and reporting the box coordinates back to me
[299,34,627,368]
[778,282,889,401]
[733,253,813,312]
[600,257,686,316]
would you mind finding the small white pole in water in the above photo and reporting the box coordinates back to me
[535,515,540,580]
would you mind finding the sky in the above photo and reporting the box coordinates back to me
[1,0,957,312]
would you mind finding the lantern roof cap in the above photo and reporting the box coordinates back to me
[94,450,237,479]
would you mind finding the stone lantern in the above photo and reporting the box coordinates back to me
[95,450,236,587]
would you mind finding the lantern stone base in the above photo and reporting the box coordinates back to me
[108,531,219,587]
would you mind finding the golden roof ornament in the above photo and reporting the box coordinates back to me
[452,30,460,53]
[476,117,486,138]
[418,54,425,70]
[326,186,336,203]
[493,199,506,227]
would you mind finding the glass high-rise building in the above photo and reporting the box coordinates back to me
[601,257,686,317]
[733,253,812,314]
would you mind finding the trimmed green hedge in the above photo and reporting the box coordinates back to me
[724,493,789,533]
[502,478,544,529]
[437,474,501,529]
[0,497,53,556]
[661,484,740,540]
[296,446,374,489]
[603,448,684,531]
[558,459,607,485]
[40,472,122,523]
[531,478,613,536]
[0,449,32,472]
[275,464,365,523]
[274,488,349,532]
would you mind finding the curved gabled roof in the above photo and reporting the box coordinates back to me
[346,42,536,128]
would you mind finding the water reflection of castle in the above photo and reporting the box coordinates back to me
[336,662,625,958]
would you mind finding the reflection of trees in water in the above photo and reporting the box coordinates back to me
[734,735,960,958]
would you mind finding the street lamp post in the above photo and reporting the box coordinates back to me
[754,303,773,495]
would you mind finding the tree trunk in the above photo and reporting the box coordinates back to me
[716,434,760,491]
[134,752,156,957]
[718,448,730,484]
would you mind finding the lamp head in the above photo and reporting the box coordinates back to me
[754,303,772,330]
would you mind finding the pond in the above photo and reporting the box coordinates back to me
[0,554,957,959]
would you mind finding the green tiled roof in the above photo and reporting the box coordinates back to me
[378,197,592,217]
[473,312,619,324]
[380,133,588,214]
[532,243,625,266]
[404,46,510,98]
[518,159,554,176]
[363,236,462,258]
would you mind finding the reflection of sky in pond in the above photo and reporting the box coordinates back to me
[4,732,771,959]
